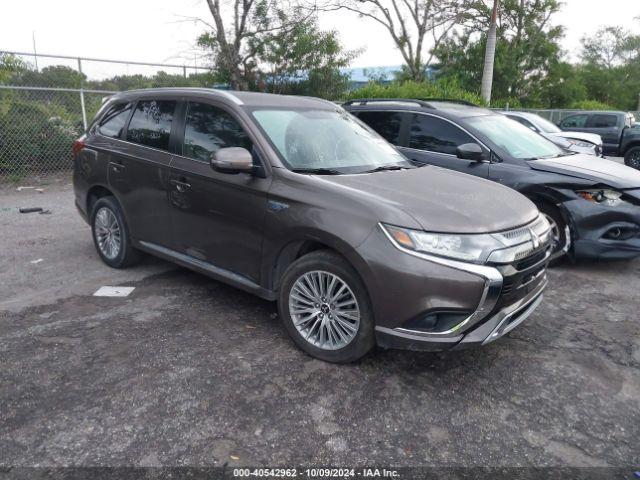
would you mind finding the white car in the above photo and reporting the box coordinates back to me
[504,111,604,157]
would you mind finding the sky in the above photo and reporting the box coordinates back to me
[1,0,639,79]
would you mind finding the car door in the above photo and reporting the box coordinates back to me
[559,114,589,133]
[585,113,622,154]
[167,100,271,283]
[104,98,177,246]
[399,113,489,178]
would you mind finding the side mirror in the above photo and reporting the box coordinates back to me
[456,143,487,162]
[210,147,254,174]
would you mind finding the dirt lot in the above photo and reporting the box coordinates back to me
[0,180,639,468]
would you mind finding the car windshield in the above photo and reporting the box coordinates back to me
[251,108,412,174]
[467,115,565,160]
[530,115,562,133]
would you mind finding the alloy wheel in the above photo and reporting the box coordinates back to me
[629,151,640,170]
[94,207,121,260]
[542,213,562,252]
[288,270,360,350]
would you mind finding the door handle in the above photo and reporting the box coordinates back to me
[170,179,191,192]
[109,161,125,172]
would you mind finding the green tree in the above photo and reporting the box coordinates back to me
[322,0,470,82]
[578,26,640,110]
[0,54,27,84]
[16,65,86,88]
[198,0,319,90]
[197,2,356,97]
[433,0,564,106]
[258,14,357,98]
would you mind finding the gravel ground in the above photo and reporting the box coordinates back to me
[0,180,639,469]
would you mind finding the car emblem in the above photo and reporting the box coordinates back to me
[529,228,540,249]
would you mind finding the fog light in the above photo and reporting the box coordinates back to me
[403,311,471,333]
[603,226,639,241]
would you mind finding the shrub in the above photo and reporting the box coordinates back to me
[569,99,615,111]
[344,80,485,106]
[0,97,80,175]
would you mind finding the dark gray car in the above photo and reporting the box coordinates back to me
[73,88,552,362]
[558,111,640,168]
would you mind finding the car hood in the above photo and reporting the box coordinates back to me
[320,166,539,234]
[529,154,640,189]
[552,131,603,145]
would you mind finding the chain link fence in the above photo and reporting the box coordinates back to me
[0,51,212,182]
[2,50,640,182]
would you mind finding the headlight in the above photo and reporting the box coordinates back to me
[576,189,630,207]
[567,139,594,149]
[381,216,551,264]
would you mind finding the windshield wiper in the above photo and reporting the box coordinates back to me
[362,164,412,173]
[291,167,343,175]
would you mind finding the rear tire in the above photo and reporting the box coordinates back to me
[90,196,141,269]
[278,250,375,363]
[624,146,640,170]
[537,203,569,265]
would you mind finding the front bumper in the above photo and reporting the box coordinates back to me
[359,220,551,352]
[376,278,546,351]
[563,196,640,260]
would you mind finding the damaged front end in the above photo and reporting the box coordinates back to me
[562,187,640,260]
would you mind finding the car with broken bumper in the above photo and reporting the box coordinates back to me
[346,99,640,261]
[73,88,551,362]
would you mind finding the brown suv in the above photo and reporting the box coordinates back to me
[73,88,552,362]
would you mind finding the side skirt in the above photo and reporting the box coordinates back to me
[137,241,277,301]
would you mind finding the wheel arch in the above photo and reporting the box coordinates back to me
[623,141,640,157]
[267,231,374,296]
[87,184,116,217]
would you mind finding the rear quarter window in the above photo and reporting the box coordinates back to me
[97,103,132,139]
[589,114,618,128]
[355,111,405,145]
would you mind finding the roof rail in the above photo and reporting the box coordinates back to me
[342,98,435,108]
[419,98,479,107]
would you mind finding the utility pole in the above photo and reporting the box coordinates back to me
[32,31,39,71]
[481,0,500,104]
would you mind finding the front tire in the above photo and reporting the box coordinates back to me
[278,250,375,363]
[537,203,569,264]
[90,196,141,269]
[624,146,640,170]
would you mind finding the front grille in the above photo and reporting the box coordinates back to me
[497,215,550,244]
[516,248,548,271]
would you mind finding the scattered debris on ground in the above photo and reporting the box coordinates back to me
[19,207,43,214]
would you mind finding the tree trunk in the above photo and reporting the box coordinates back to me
[481,0,499,104]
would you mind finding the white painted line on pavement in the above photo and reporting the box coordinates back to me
[93,286,135,297]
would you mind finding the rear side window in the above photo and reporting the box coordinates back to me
[589,114,618,128]
[560,115,588,129]
[98,103,132,139]
[183,102,252,162]
[356,111,404,145]
[409,114,474,155]
[126,100,177,151]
